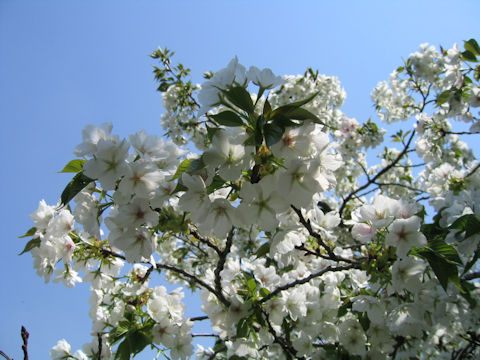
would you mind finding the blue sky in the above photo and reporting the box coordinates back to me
[1,1,479,358]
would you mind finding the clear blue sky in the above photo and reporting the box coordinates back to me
[1,1,479,358]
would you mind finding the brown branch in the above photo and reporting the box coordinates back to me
[156,263,230,307]
[21,326,29,360]
[98,246,230,307]
[0,351,12,360]
[191,333,219,338]
[259,307,297,360]
[259,264,356,304]
[339,129,416,218]
[189,315,209,321]
[463,271,480,281]
[214,227,235,308]
[291,205,356,264]
[189,228,222,255]
[97,332,102,360]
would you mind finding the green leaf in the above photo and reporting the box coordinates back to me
[222,86,254,114]
[259,287,270,298]
[464,39,480,56]
[427,239,463,265]
[236,318,250,338]
[271,91,320,116]
[272,113,301,128]
[19,238,40,255]
[461,50,478,62]
[474,65,480,81]
[170,157,206,182]
[59,159,87,173]
[416,249,460,291]
[263,99,272,117]
[60,172,94,207]
[264,123,284,148]
[206,175,226,194]
[19,227,37,239]
[210,111,244,127]
[247,278,257,292]
[255,243,270,258]
[463,247,480,277]
[283,107,324,125]
[436,90,450,105]
[206,124,221,141]
[171,159,193,181]
[449,214,480,239]
[114,329,151,360]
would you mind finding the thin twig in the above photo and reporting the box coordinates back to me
[97,332,102,360]
[463,271,480,281]
[291,206,356,264]
[339,129,416,218]
[0,351,12,360]
[259,264,356,304]
[214,228,235,308]
[189,228,222,255]
[21,326,29,360]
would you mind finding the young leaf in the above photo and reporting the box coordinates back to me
[436,90,450,105]
[19,238,40,255]
[222,86,254,114]
[236,317,250,338]
[255,242,270,258]
[59,159,87,173]
[263,99,272,117]
[285,107,324,125]
[211,110,244,127]
[19,227,37,239]
[272,91,320,115]
[60,172,94,207]
[464,39,480,56]
[461,50,478,62]
[171,159,193,181]
[264,123,284,148]
[449,214,480,239]
[416,249,460,291]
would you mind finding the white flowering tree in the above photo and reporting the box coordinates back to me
[13,39,480,360]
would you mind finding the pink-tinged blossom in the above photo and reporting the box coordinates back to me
[338,318,367,356]
[203,128,253,181]
[30,199,55,232]
[237,175,288,232]
[197,198,240,238]
[277,159,322,208]
[118,160,166,198]
[74,122,115,157]
[352,222,375,243]
[386,216,426,258]
[50,339,72,359]
[271,123,315,162]
[169,334,194,360]
[246,65,284,89]
[83,139,130,190]
[114,197,158,227]
[178,174,211,221]
[197,57,247,115]
[391,257,426,294]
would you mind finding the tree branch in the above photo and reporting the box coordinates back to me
[189,227,222,255]
[0,351,12,360]
[339,129,416,218]
[291,205,356,264]
[259,264,356,304]
[21,326,29,360]
[463,271,480,281]
[214,227,235,308]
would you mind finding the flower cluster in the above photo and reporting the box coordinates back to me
[20,39,480,360]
